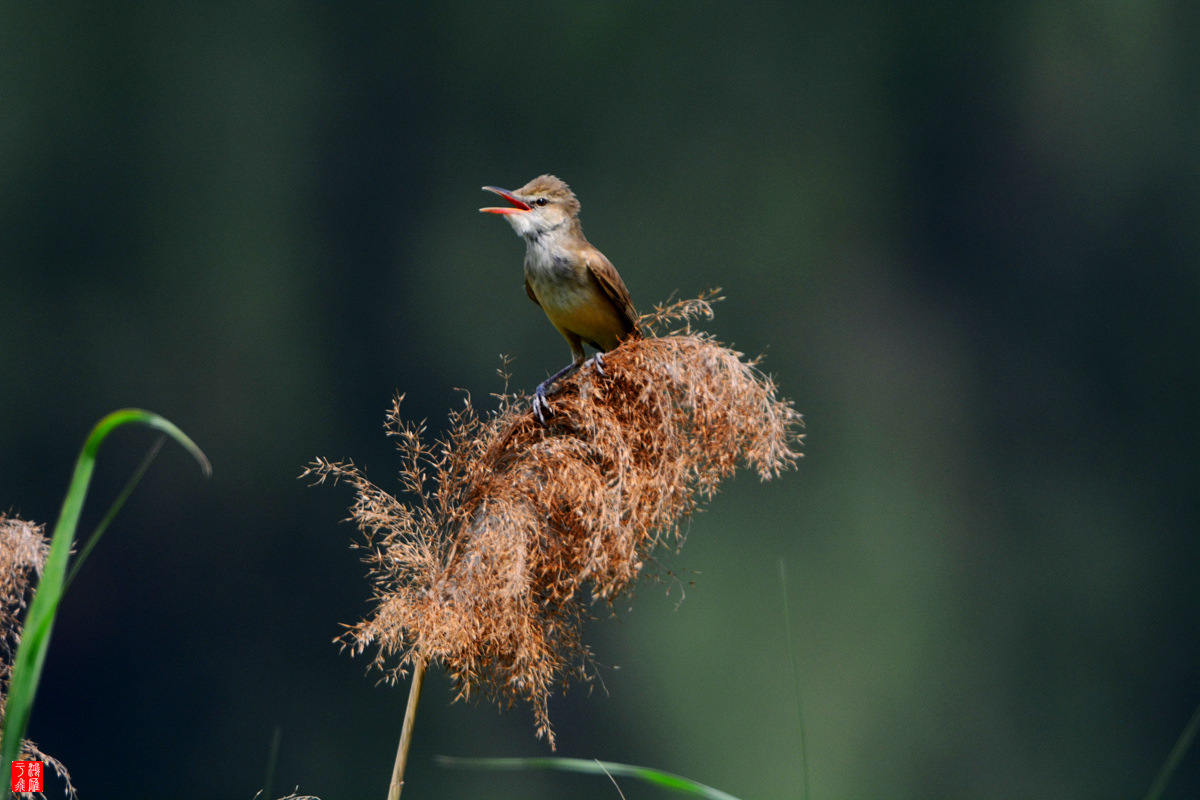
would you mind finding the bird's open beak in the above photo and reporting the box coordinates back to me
[480,186,531,214]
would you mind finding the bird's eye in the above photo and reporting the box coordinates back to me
[534,198,548,207]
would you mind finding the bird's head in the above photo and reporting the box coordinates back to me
[480,174,581,239]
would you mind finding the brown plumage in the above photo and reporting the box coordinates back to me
[482,175,641,421]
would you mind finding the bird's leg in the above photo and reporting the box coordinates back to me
[532,361,580,423]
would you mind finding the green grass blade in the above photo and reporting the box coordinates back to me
[64,433,166,591]
[437,756,745,800]
[1143,699,1200,800]
[262,724,282,800]
[1,409,209,783]
[778,558,810,800]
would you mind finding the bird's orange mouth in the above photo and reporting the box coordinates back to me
[480,186,531,214]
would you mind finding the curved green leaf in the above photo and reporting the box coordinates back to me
[1,409,209,783]
[437,755,745,800]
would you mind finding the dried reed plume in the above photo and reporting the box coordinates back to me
[0,513,73,797]
[307,293,802,747]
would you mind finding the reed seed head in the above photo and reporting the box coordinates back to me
[307,293,802,746]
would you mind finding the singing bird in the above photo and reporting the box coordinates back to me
[481,175,640,421]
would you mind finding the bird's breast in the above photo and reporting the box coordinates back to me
[524,244,588,309]
[524,243,627,352]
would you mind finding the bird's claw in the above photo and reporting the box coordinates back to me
[532,383,552,424]
[587,351,606,377]
[531,359,593,424]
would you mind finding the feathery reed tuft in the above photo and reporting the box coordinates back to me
[0,514,73,796]
[307,293,802,746]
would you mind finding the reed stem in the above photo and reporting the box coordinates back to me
[387,658,426,800]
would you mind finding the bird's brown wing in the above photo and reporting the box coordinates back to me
[585,252,641,338]
[524,276,542,307]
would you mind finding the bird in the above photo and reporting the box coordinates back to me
[481,174,640,422]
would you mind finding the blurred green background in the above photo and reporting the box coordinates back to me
[3,3,1198,798]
